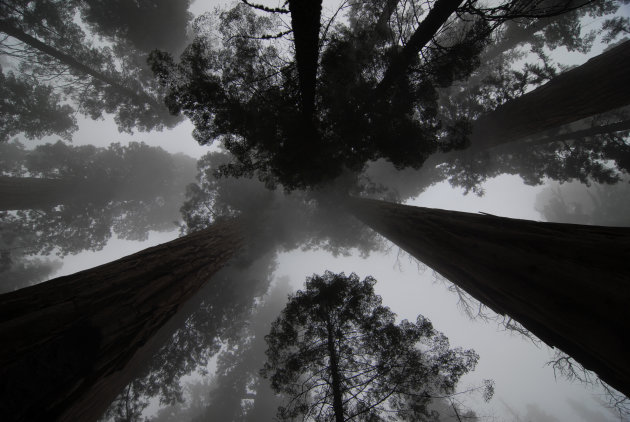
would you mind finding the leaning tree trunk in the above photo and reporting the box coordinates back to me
[0,19,160,108]
[469,40,630,150]
[345,197,630,398]
[0,218,244,422]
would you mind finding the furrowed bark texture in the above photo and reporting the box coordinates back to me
[0,177,78,210]
[470,40,630,149]
[346,197,630,397]
[0,218,244,422]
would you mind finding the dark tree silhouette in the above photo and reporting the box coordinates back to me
[288,0,323,119]
[262,271,487,421]
[151,0,626,191]
[149,1,491,190]
[344,197,630,398]
[0,218,243,422]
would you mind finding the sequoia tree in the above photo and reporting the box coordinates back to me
[468,39,630,150]
[344,196,630,398]
[0,218,244,422]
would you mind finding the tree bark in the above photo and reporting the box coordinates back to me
[0,19,159,108]
[0,218,244,422]
[288,0,323,120]
[345,197,630,398]
[376,0,464,95]
[326,318,345,422]
[469,40,630,150]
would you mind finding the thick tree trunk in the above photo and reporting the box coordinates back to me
[288,0,322,120]
[469,40,630,150]
[0,218,244,422]
[0,177,79,210]
[376,0,464,95]
[0,19,159,108]
[345,197,630,398]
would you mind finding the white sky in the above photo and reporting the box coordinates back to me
[27,0,630,420]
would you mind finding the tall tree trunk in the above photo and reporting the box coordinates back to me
[326,318,345,422]
[0,19,159,108]
[0,177,79,210]
[376,0,464,95]
[0,218,244,422]
[288,0,322,120]
[469,40,630,150]
[345,197,630,398]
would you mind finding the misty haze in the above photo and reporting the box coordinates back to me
[1,0,629,421]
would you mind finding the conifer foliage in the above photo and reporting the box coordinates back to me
[262,271,487,421]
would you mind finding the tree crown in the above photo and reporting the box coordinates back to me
[262,271,486,421]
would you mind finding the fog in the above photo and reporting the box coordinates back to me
[1,0,629,421]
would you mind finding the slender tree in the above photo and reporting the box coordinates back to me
[0,218,244,422]
[0,0,186,134]
[262,271,488,421]
[344,196,630,398]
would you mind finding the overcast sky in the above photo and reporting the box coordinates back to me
[41,0,630,420]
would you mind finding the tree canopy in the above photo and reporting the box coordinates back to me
[0,0,189,137]
[262,271,489,421]
[0,140,196,259]
[150,0,628,191]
